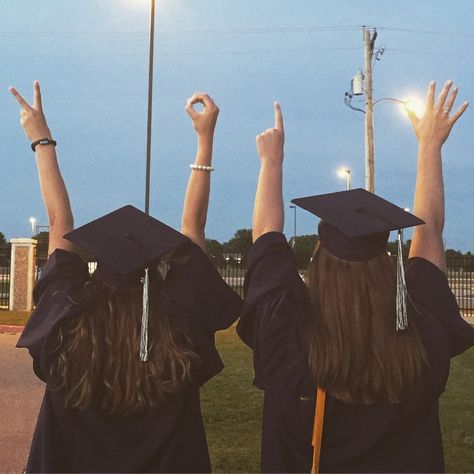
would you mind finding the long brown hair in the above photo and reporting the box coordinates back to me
[306,243,427,404]
[49,272,199,416]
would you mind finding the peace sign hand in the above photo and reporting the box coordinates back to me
[256,102,285,164]
[9,81,52,143]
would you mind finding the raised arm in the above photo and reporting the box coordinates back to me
[10,81,75,255]
[181,93,219,251]
[407,80,468,271]
[252,102,285,242]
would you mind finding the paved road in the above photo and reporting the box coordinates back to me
[0,332,44,474]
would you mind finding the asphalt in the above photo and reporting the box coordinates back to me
[0,332,44,474]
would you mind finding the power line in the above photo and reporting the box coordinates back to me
[376,26,474,39]
[387,47,471,59]
[0,25,362,38]
[0,47,363,59]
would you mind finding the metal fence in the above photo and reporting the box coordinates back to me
[447,257,474,314]
[27,250,474,314]
[0,248,10,309]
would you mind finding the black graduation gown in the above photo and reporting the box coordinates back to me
[237,231,474,473]
[17,243,242,473]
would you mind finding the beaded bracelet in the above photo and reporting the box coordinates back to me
[190,163,214,172]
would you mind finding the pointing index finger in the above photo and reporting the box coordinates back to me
[274,102,284,132]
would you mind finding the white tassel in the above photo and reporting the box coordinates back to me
[139,268,150,362]
[396,229,408,331]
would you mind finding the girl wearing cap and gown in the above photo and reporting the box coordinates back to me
[237,82,474,473]
[11,83,241,473]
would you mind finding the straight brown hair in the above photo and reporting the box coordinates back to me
[306,243,427,404]
[49,272,199,416]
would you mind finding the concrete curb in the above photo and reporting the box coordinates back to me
[0,325,24,335]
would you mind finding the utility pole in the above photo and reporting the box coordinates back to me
[363,27,376,193]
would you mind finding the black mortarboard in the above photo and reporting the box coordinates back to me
[291,188,424,261]
[64,205,190,361]
[64,205,190,288]
[291,188,425,331]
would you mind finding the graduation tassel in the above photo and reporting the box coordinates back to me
[396,229,408,331]
[139,268,150,362]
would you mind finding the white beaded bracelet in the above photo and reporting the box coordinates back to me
[190,163,214,172]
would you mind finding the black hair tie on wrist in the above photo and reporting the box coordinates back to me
[31,137,57,151]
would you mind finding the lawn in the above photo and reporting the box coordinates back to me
[203,326,474,473]
[0,310,30,326]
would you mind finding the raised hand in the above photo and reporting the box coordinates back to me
[256,102,285,164]
[406,80,468,147]
[9,81,52,143]
[185,92,219,138]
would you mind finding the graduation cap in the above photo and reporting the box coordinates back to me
[291,188,425,330]
[64,205,190,361]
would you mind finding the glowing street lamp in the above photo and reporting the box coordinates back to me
[337,167,351,191]
[29,216,37,236]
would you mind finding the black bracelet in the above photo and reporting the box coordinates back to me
[31,138,57,152]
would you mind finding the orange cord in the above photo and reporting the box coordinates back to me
[311,387,326,474]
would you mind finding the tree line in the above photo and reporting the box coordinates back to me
[0,229,473,269]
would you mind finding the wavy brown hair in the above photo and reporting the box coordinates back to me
[306,243,427,404]
[49,272,199,416]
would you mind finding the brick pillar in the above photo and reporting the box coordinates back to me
[9,238,37,311]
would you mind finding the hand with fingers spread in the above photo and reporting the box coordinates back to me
[9,81,52,143]
[406,80,469,147]
[408,80,468,272]
[256,102,285,164]
[185,93,219,138]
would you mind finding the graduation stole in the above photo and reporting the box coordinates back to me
[311,387,326,474]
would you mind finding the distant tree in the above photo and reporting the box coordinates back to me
[205,239,225,265]
[224,229,253,254]
[291,234,318,269]
[386,238,411,257]
[446,248,464,258]
[0,232,9,265]
[33,231,50,260]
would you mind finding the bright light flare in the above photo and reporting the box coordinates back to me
[29,216,37,234]
[337,167,350,179]
[400,96,425,118]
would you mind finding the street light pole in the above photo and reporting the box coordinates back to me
[145,0,156,215]
[289,205,297,247]
[337,168,351,191]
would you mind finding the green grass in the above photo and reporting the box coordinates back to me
[0,310,31,325]
[204,327,474,473]
[201,325,263,473]
[440,347,474,473]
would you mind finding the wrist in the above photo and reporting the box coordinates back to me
[418,140,442,155]
[260,155,283,167]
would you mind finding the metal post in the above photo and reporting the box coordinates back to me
[145,0,156,214]
[289,205,297,247]
[364,28,375,193]
[347,169,351,191]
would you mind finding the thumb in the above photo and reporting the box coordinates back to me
[406,108,419,129]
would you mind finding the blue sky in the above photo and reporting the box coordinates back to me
[1,0,473,250]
